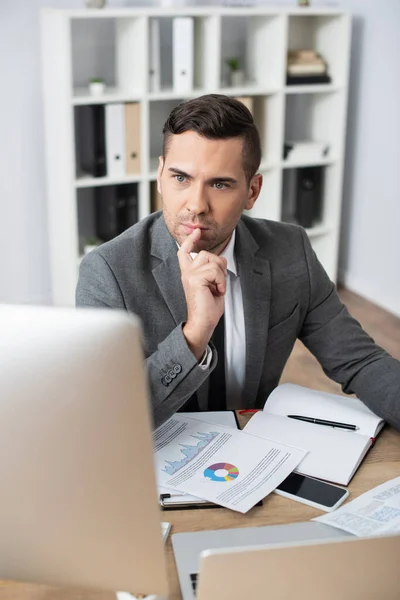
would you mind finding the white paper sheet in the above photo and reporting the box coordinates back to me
[158,411,239,505]
[314,476,400,536]
[154,414,307,514]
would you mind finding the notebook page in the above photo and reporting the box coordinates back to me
[244,411,371,485]
[264,383,383,437]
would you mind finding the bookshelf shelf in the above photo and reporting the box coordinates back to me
[75,173,143,188]
[41,6,351,306]
[72,87,143,105]
[284,84,343,95]
[281,157,336,169]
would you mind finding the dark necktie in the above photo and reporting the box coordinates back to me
[208,314,226,410]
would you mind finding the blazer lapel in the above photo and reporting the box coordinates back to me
[150,215,209,410]
[236,219,271,407]
[150,216,187,326]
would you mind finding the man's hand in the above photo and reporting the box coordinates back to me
[177,228,228,361]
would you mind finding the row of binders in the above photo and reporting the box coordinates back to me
[149,17,194,94]
[75,103,141,179]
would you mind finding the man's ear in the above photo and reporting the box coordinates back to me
[245,173,263,211]
[157,156,164,194]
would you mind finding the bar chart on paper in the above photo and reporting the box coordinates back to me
[161,430,219,476]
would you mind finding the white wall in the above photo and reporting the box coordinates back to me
[339,0,400,318]
[0,0,153,305]
[0,0,399,315]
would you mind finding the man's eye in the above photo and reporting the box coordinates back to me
[214,182,228,190]
[175,175,186,183]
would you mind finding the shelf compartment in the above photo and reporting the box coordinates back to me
[287,14,350,87]
[77,183,140,254]
[284,91,345,162]
[70,16,147,97]
[281,166,325,230]
[147,15,220,95]
[220,14,285,89]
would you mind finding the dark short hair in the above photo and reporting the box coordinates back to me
[162,94,261,183]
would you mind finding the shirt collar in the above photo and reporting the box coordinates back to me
[218,229,237,276]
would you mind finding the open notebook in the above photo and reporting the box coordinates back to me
[244,383,385,485]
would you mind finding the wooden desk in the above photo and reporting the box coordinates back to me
[1,417,399,600]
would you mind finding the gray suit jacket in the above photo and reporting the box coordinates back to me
[76,212,400,430]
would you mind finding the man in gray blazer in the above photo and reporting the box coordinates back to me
[76,95,400,430]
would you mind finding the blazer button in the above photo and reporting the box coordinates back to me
[164,374,172,384]
[173,364,182,374]
[168,369,176,379]
[161,376,169,387]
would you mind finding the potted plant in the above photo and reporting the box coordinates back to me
[225,57,244,87]
[83,236,102,255]
[88,77,106,96]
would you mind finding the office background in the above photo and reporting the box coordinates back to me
[0,0,399,317]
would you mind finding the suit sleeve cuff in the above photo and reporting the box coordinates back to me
[198,345,213,370]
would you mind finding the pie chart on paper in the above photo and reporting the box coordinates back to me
[203,462,239,482]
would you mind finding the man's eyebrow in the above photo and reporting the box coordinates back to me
[168,167,193,178]
[167,167,237,185]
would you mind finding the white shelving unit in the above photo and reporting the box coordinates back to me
[41,6,351,307]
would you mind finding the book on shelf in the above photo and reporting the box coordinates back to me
[287,74,332,85]
[243,383,385,486]
[125,102,141,175]
[95,184,138,242]
[288,63,327,75]
[75,105,107,178]
[105,103,125,178]
[288,50,319,61]
[287,49,331,85]
[151,180,162,213]
[149,18,161,93]
[172,17,194,93]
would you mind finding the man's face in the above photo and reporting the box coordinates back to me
[157,131,262,254]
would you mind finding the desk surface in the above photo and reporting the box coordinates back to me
[1,415,399,600]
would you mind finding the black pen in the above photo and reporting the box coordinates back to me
[287,415,359,431]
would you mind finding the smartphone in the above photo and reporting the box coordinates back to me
[274,472,349,512]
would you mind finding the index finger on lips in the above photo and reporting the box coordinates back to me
[177,227,202,267]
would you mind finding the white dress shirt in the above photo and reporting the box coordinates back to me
[189,230,246,408]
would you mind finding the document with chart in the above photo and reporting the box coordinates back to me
[153,414,307,514]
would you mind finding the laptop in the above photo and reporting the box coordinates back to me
[0,305,168,596]
[174,524,400,599]
[195,530,400,600]
[173,521,353,599]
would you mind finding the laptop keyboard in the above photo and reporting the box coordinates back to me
[190,572,199,594]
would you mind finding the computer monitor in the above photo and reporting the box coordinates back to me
[0,305,168,596]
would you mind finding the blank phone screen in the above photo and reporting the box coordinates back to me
[276,472,347,507]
